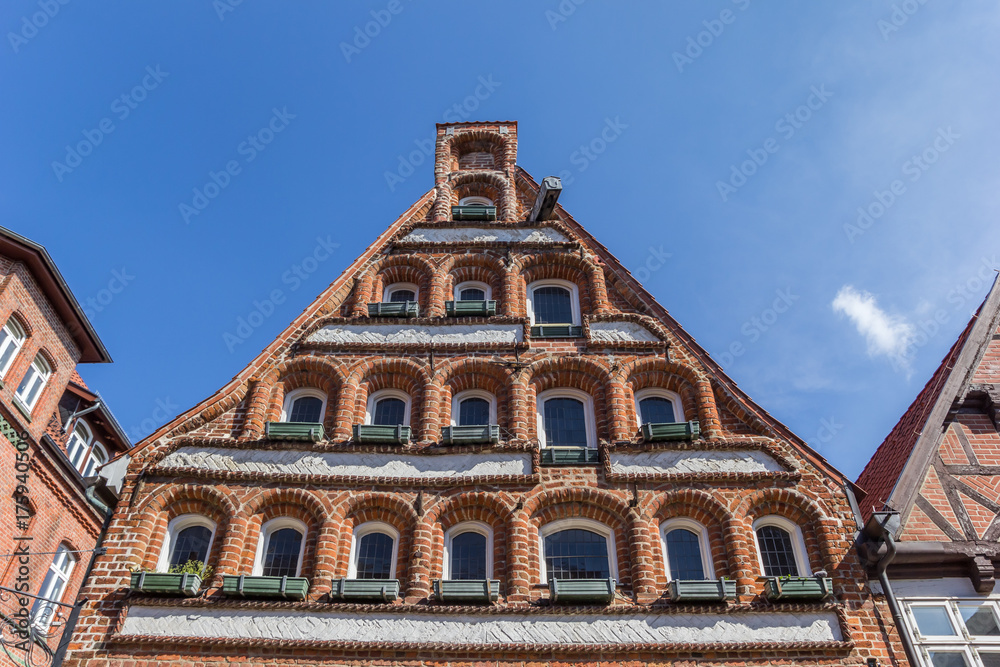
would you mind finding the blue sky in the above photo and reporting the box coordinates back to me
[3,1,997,480]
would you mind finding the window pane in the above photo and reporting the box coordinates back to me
[459,398,491,426]
[927,652,968,667]
[532,286,573,324]
[912,605,957,636]
[67,429,89,468]
[81,445,107,477]
[262,528,303,578]
[450,531,487,580]
[756,526,799,577]
[356,532,394,579]
[170,525,212,567]
[544,529,610,580]
[290,396,323,423]
[959,605,1000,636]
[16,366,42,406]
[639,397,676,425]
[30,548,73,631]
[979,652,1000,667]
[389,289,415,303]
[459,288,486,301]
[373,398,406,426]
[665,528,706,580]
[0,324,21,375]
[543,397,588,448]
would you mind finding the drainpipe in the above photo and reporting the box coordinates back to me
[865,512,923,667]
[62,401,101,432]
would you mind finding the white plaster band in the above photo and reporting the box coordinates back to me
[588,321,661,343]
[307,323,522,345]
[401,227,569,244]
[609,450,786,475]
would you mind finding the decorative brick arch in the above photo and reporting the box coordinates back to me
[246,356,346,438]
[432,357,514,436]
[239,489,330,582]
[331,493,418,590]
[363,254,439,314]
[447,131,509,172]
[513,251,610,317]
[433,170,516,222]
[525,356,616,442]
[736,487,838,576]
[421,492,514,590]
[439,251,507,312]
[341,357,434,441]
[624,357,720,437]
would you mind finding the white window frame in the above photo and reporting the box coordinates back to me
[751,515,811,577]
[31,544,76,631]
[635,388,685,424]
[454,280,491,301]
[526,279,581,326]
[252,517,307,577]
[443,521,493,580]
[157,514,217,572]
[281,388,328,423]
[536,387,597,449]
[365,388,411,426]
[348,521,399,579]
[382,282,419,303]
[80,441,108,477]
[660,518,714,581]
[451,389,497,427]
[66,421,94,471]
[900,598,1000,665]
[458,196,494,206]
[538,518,618,582]
[0,317,26,378]
[15,353,51,412]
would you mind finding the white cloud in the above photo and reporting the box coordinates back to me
[832,285,914,372]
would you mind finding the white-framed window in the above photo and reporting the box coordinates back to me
[253,517,306,578]
[451,389,496,426]
[458,196,494,206]
[752,516,810,577]
[0,317,26,378]
[281,388,327,423]
[443,522,493,580]
[30,544,76,631]
[635,388,684,425]
[527,279,580,326]
[15,353,51,412]
[366,389,410,426]
[539,518,616,582]
[383,282,418,303]
[158,514,216,572]
[349,521,398,579]
[66,421,94,471]
[454,280,491,301]
[80,441,108,477]
[902,599,1000,667]
[660,518,714,581]
[536,388,597,449]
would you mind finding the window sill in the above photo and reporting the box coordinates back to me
[12,397,32,422]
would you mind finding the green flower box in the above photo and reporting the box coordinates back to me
[353,424,411,445]
[549,577,616,604]
[541,447,599,465]
[764,575,834,601]
[445,300,497,317]
[668,578,736,602]
[222,575,310,601]
[265,421,324,442]
[641,420,701,442]
[451,205,497,221]
[531,324,583,338]
[129,572,202,597]
[331,578,400,602]
[441,424,499,445]
[367,301,419,318]
[433,579,500,604]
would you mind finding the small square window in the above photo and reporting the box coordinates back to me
[913,605,957,637]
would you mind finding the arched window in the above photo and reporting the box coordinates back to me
[159,515,216,571]
[458,196,494,206]
[527,280,580,326]
[81,442,108,477]
[0,317,26,378]
[15,353,51,412]
[660,519,713,581]
[753,516,810,577]
[537,388,597,449]
[66,421,93,471]
[366,389,410,426]
[350,522,398,579]
[452,390,495,426]
[383,282,418,303]
[444,523,492,580]
[540,519,615,581]
[635,389,684,425]
[31,544,76,631]
[282,388,326,423]
[254,518,306,578]
[454,280,491,301]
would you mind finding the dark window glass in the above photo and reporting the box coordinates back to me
[639,396,676,425]
[356,532,394,579]
[459,288,486,301]
[960,605,1000,635]
[756,525,800,577]
[289,396,323,423]
[262,528,303,578]
[665,528,705,580]
[388,289,415,303]
[459,397,491,426]
[543,529,610,580]
[170,525,212,567]
[928,653,969,667]
[450,531,487,580]
[532,286,573,324]
[373,397,406,426]
[979,654,1000,667]
[543,397,588,448]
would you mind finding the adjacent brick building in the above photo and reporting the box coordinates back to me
[64,122,904,666]
[858,274,1000,666]
[0,227,130,665]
